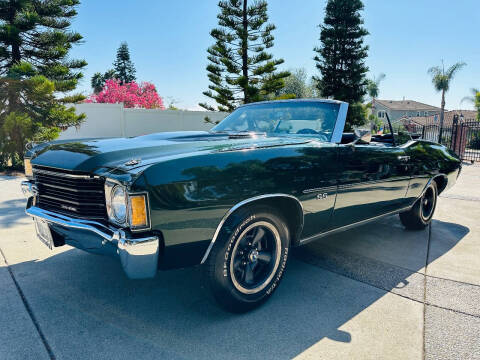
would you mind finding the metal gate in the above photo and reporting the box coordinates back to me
[413,116,479,163]
[457,121,480,163]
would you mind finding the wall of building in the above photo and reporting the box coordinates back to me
[373,103,438,122]
[58,103,228,140]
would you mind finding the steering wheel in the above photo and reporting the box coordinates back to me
[296,128,318,135]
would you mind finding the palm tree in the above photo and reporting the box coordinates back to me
[91,72,104,94]
[367,73,386,102]
[461,88,480,106]
[428,61,466,142]
[366,73,385,129]
[91,69,117,94]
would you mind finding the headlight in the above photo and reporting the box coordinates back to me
[110,185,127,223]
[24,158,32,177]
[105,181,149,230]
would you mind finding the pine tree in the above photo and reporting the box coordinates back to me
[0,0,87,167]
[200,0,290,112]
[314,0,369,130]
[113,42,136,84]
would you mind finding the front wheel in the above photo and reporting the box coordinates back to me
[205,206,290,313]
[400,181,437,230]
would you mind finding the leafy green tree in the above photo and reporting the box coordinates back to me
[313,0,369,130]
[0,0,86,167]
[113,42,136,84]
[200,0,290,112]
[277,68,319,99]
[0,62,84,164]
[428,61,466,140]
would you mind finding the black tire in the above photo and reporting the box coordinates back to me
[205,205,290,313]
[400,181,437,230]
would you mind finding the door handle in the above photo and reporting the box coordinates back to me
[397,156,410,162]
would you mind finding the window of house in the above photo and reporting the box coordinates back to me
[424,111,428,116]
[377,111,385,118]
[417,111,420,116]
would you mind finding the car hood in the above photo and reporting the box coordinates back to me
[29,131,313,174]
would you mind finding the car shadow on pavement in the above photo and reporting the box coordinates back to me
[4,214,469,359]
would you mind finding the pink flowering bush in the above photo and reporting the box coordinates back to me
[85,79,165,109]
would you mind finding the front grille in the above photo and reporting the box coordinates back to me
[33,166,107,220]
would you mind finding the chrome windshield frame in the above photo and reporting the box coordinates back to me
[212,99,349,143]
[330,101,349,144]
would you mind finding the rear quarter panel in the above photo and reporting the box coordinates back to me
[404,140,461,202]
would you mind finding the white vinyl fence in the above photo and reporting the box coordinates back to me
[58,103,228,140]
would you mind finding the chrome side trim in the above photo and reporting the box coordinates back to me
[303,185,337,194]
[200,193,304,264]
[299,205,414,245]
[338,176,412,190]
[33,168,100,179]
[331,102,349,144]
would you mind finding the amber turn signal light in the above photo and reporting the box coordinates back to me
[129,195,148,229]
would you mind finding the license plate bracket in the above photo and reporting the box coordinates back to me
[34,218,53,250]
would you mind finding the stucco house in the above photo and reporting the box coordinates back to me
[406,109,478,126]
[372,99,442,122]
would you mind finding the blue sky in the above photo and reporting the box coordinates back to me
[69,0,479,111]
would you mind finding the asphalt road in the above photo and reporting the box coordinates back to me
[1,164,479,360]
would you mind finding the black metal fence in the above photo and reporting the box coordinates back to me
[458,121,480,162]
[405,117,480,162]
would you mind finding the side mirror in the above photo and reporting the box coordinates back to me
[356,131,372,144]
[348,130,371,149]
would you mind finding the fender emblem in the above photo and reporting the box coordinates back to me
[316,193,328,200]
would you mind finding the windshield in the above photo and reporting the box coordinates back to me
[212,101,340,142]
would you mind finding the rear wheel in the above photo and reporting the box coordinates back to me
[205,206,290,313]
[400,181,437,230]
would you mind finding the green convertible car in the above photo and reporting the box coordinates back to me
[21,99,461,312]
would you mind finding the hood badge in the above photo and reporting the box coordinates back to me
[124,159,141,166]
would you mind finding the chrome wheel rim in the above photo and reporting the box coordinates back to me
[421,186,436,221]
[229,221,281,294]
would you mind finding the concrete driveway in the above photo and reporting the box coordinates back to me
[1,164,479,360]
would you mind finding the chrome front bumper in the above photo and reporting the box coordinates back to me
[23,186,159,279]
